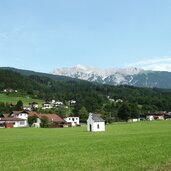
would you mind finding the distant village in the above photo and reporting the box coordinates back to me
[0,89,171,132]
[0,91,106,131]
[0,99,171,132]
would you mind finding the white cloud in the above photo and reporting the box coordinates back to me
[127,57,171,72]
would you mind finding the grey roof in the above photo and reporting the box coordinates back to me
[91,114,105,122]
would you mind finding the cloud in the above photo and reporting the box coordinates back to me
[127,57,171,72]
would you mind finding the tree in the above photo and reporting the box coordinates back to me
[79,106,88,123]
[0,102,12,117]
[101,104,113,123]
[28,115,37,126]
[40,116,48,128]
[15,100,23,110]
[56,107,69,118]
[118,102,131,121]
[129,103,140,118]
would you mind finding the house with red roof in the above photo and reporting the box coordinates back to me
[35,114,64,127]
[0,111,65,128]
[0,117,27,128]
[37,114,64,123]
[10,110,31,127]
[26,113,65,128]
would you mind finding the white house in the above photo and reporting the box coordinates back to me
[23,106,32,111]
[115,99,123,103]
[50,99,56,104]
[42,102,53,109]
[69,100,76,105]
[87,113,105,132]
[128,118,140,122]
[10,111,39,127]
[54,101,64,107]
[0,117,27,128]
[3,89,17,93]
[10,111,29,126]
[146,115,154,121]
[64,117,79,126]
[29,102,39,110]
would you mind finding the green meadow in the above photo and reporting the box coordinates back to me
[0,93,43,106]
[0,121,171,171]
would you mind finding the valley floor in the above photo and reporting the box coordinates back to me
[0,121,171,171]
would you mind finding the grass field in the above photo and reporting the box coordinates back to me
[0,121,171,171]
[0,93,43,106]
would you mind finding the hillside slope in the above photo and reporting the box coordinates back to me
[1,68,171,114]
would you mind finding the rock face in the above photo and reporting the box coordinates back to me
[52,65,171,89]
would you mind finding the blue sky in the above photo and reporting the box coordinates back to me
[0,0,171,72]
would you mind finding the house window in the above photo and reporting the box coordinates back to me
[69,118,71,120]
[97,124,100,129]
[20,121,25,125]
[72,118,74,121]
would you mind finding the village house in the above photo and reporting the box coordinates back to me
[115,99,123,103]
[64,117,79,126]
[37,114,64,123]
[3,89,18,93]
[49,99,56,104]
[87,113,105,132]
[107,96,115,102]
[23,106,32,111]
[9,111,39,127]
[0,117,26,128]
[165,112,171,120]
[69,100,76,105]
[35,114,65,128]
[42,102,53,109]
[146,111,166,121]
[146,115,154,121]
[29,102,39,110]
[54,101,64,108]
[128,118,140,122]
[154,114,165,120]
[10,111,29,126]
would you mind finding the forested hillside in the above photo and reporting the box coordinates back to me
[1,69,171,121]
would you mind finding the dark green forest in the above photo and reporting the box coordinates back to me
[0,69,171,122]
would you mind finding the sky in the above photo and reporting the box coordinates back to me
[0,0,171,73]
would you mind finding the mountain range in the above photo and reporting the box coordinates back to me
[52,65,171,89]
[1,66,171,89]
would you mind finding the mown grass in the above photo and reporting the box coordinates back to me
[0,121,171,171]
[0,93,43,106]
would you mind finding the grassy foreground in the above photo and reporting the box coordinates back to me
[0,121,171,171]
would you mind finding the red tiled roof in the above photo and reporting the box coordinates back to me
[11,111,39,116]
[38,114,64,122]
[27,111,38,117]
[0,117,25,121]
